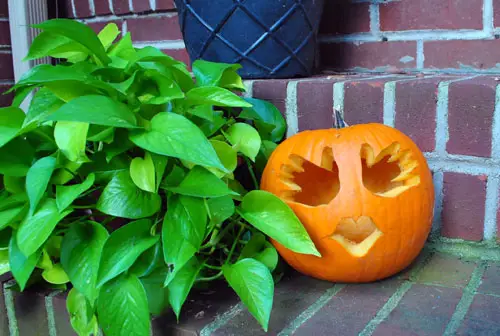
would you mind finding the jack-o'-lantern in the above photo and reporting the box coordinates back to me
[261,113,434,283]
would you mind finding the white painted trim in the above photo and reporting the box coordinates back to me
[320,30,490,43]
[133,40,185,49]
[286,81,299,137]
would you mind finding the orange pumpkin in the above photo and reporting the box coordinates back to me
[261,118,434,283]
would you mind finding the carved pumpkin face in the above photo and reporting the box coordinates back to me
[261,123,434,283]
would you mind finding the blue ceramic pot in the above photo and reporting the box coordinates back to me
[174,0,325,79]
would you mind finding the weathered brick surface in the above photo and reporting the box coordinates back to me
[162,48,191,68]
[415,253,477,288]
[496,3,500,27]
[0,0,8,17]
[94,0,112,16]
[133,0,152,13]
[0,21,10,45]
[52,293,77,336]
[447,77,496,157]
[58,0,75,18]
[297,79,336,131]
[442,173,486,241]
[373,284,462,336]
[74,0,92,18]
[252,79,289,116]
[0,84,13,107]
[477,264,500,295]
[394,77,445,152]
[126,15,182,42]
[9,286,50,336]
[457,294,500,336]
[214,274,332,336]
[295,279,402,336]
[113,0,132,15]
[379,0,483,31]
[156,0,176,11]
[425,40,500,70]
[0,53,13,80]
[319,1,370,35]
[321,42,417,71]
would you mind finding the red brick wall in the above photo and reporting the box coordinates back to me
[57,0,190,65]
[0,0,13,107]
[320,0,500,73]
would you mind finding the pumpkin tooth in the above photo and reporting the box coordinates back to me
[391,161,418,182]
[282,181,302,191]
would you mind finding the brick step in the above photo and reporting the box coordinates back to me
[245,74,500,243]
[2,250,500,335]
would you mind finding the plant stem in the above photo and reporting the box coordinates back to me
[72,205,96,209]
[245,157,259,190]
[197,270,223,282]
[225,225,245,265]
[203,263,222,270]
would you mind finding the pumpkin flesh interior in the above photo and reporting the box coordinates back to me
[331,216,383,257]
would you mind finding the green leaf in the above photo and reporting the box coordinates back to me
[0,138,35,177]
[56,173,95,211]
[206,195,235,225]
[33,19,110,65]
[130,241,163,278]
[225,123,261,161]
[223,259,274,332]
[142,70,184,105]
[0,250,9,276]
[256,140,277,175]
[129,112,226,171]
[209,140,238,177]
[42,263,70,284]
[140,267,170,316]
[241,98,286,142]
[24,32,87,61]
[26,156,57,215]
[17,198,72,256]
[97,171,161,219]
[0,107,25,147]
[151,153,168,192]
[162,197,197,287]
[0,228,13,250]
[98,23,120,50]
[167,257,203,319]
[186,87,252,107]
[239,191,321,257]
[97,219,159,287]
[104,129,134,162]
[97,274,150,336]
[61,221,109,303]
[166,195,207,250]
[0,197,27,231]
[23,88,65,130]
[48,95,138,128]
[67,288,99,336]
[9,235,41,290]
[240,233,279,272]
[192,60,243,89]
[3,175,25,194]
[130,152,156,193]
[188,105,214,121]
[87,125,115,143]
[54,121,89,162]
[108,33,136,60]
[167,166,237,198]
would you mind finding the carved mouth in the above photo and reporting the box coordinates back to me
[330,216,383,257]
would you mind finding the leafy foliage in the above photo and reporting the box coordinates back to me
[0,20,319,336]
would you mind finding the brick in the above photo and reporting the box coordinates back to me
[0,277,11,334]
[319,2,370,35]
[425,40,500,70]
[496,3,500,27]
[156,0,176,11]
[321,42,417,71]
[343,77,401,125]
[58,0,74,18]
[94,0,112,16]
[0,0,8,17]
[295,279,402,336]
[0,53,13,81]
[415,253,477,288]
[380,0,483,31]
[88,20,123,35]
[253,79,289,117]
[8,286,51,336]
[74,0,92,18]
[441,173,486,241]
[113,0,131,15]
[447,77,496,157]
[373,284,462,336]
[297,79,336,131]
[162,48,191,68]
[132,0,151,13]
[457,294,500,335]
[126,15,182,42]
[477,263,500,295]
[0,84,13,107]
[52,293,77,336]
[394,77,446,152]
[0,21,10,45]
[215,274,333,336]
[152,284,240,335]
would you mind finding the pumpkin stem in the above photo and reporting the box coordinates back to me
[333,109,349,129]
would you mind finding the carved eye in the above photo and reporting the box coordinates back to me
[361,142,420,197]
[279,148,340,206]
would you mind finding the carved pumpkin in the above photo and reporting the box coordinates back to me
[261,117,434,283]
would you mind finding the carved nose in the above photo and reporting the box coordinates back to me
[330,216,383,257]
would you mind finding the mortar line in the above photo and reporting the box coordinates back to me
[416,40,424,69]
[199,302,244,336]
[483,0,494,35]
[483,176,499,240]
[277,284,346,336]
[45,291,62,336]
[107,0,114,14]
[133,40,186,50]
[369,3,380,36]
[70,0,77,18]
[432,171,444,234]
[88,0,95,17]
[122,20,128,37]
[4,281,18,336]
[359,282,413,336]
[492,85,500,158]
[443,262,487,336]
[150,0,156,11]
[427,241,500,261]
[286,81,299,137]
[243,80,254,98]
[128,0,135,13]
[319,30,490,43]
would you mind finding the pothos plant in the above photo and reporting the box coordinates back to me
[0,19,320,335]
